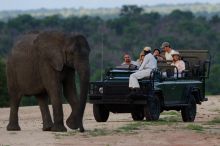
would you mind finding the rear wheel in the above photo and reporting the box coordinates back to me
[131,109,144,121]
[93,104,109,122]
[144,95,160,121]
[181,96,197,122]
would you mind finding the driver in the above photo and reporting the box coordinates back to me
[121,53,137,66]
[129,46,157,89]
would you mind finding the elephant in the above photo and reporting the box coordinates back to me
[6,31,90,132]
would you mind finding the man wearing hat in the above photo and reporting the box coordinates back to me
[129,46,157,89]
[161,42,175,61]
[171,50,185,77]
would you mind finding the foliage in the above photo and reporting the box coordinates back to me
[120,5,143,17]
[0,6,220,107]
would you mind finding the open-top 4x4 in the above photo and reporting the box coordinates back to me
[89,50,211,122]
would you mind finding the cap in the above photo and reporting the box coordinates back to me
[143,46,151,51]
[171,50,180,56]
[161,42,170,48]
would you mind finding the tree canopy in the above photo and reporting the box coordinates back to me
[0,5,220,107]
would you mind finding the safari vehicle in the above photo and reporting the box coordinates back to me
[88,50,211,122]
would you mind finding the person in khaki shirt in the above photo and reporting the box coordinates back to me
[160,42,175,61]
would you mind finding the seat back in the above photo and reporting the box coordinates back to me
[179,50,210,79]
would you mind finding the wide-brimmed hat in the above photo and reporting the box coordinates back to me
[143,46,151,51]
[171,50,180,56]
[139,50,145,56]
[160,42,170,48]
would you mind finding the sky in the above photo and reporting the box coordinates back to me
[0,0,219,11]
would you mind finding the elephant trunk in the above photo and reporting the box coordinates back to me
[76,61,90,132]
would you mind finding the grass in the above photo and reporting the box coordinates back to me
[54,131,77,139]
[87,128,110,137]
[160,116,180,123]
[207,117,220,125]
[54,128,110,138]
[114,116,181,134]
[53,114,183,138]
[115,122,141,134]
[186,124,204,132]
[161,111,180,116]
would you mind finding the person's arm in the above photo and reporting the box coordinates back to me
[179,60,186,73]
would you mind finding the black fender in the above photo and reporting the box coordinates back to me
[154,90,164,112]
[183,86,201,105]
[191,87,202,104]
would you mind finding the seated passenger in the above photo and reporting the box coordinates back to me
[160,42,175,61]
[153,48,164,61]
[171,51,185,77]
[129,46,157,89]
[136,50,145,67]
[121,54,137,66]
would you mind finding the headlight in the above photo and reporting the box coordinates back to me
[99,87,103,94]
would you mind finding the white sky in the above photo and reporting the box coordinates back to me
[0,0,219,11]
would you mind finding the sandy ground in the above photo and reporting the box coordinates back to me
[0,96,220,146]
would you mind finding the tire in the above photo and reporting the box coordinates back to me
[93,104,109,122]
[131,110,144,121]
[181,96,197,122]
[144,95,161,121]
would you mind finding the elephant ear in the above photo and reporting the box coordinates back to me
[34,31,65,71]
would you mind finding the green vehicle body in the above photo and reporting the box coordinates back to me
[89,50,211,122]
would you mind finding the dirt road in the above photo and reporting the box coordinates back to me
[0,96,220,146]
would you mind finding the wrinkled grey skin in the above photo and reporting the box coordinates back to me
[6,31,90,132]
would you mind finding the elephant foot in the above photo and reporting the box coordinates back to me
[66,117,85,132]
[79,126,85,132]
[66,117,78,130]
[7,123,21,131]
[42,123,53,131]
[51,123,67,132]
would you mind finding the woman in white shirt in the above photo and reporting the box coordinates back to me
[171,51,185,77]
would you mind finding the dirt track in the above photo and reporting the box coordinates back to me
[0,96,220,146]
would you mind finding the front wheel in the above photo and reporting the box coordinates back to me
[181,96,197,122]
[144,95,161,121]
[93,104,109,122]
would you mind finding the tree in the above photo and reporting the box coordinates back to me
[120,5,143,17]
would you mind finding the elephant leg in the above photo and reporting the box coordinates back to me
[63,71,80,130]
[41,63,67,132]
[46,88,67,132]
[7,93,22,131]
[36,95,53,131]
[48,93,67,132]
